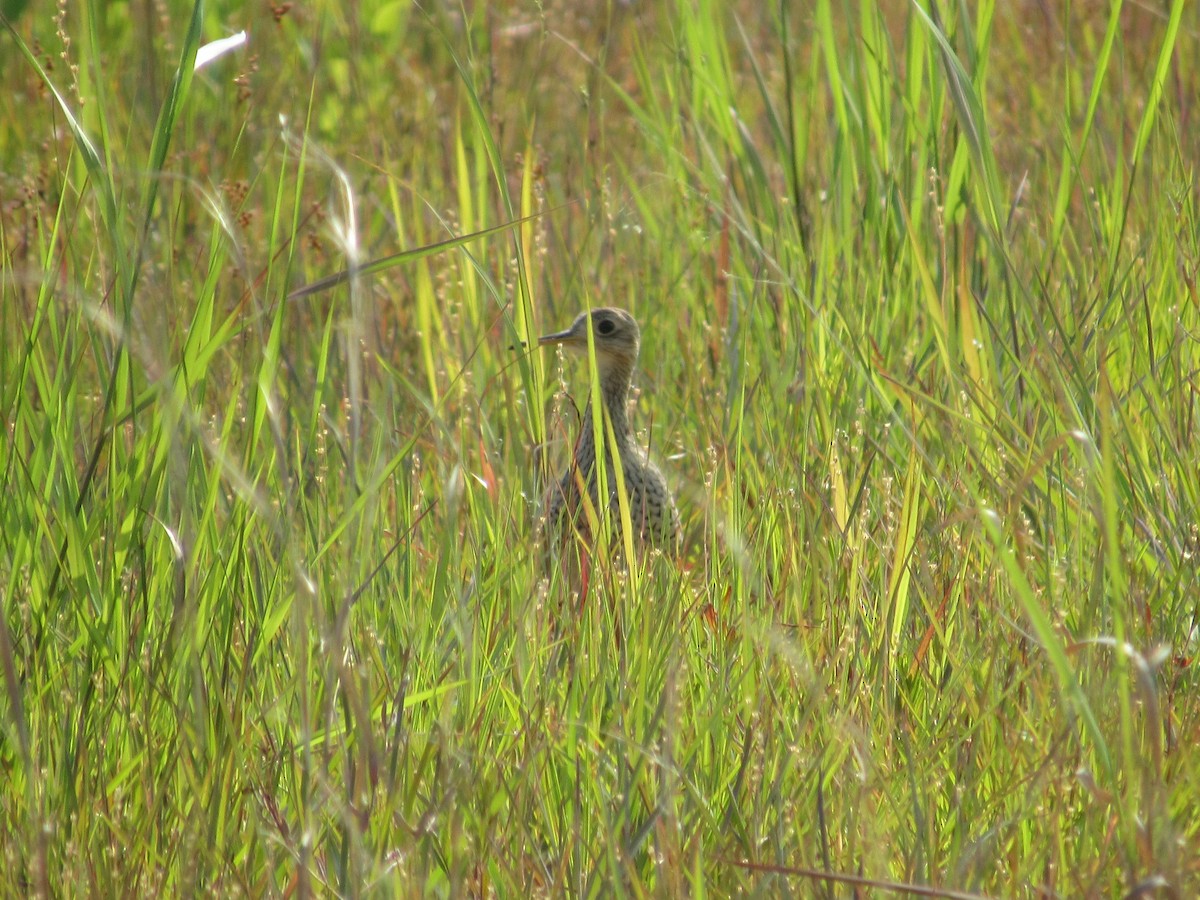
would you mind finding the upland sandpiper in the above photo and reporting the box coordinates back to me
[538,307,682,553]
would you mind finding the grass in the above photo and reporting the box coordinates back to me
[2,0,1198,895]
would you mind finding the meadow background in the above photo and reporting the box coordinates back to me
[2,0,1198,895]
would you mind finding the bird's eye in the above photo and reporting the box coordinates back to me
[597,319,615,335]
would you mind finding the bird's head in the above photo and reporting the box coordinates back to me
[537,307,641,368]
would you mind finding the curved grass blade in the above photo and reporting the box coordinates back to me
[286,209,552,301]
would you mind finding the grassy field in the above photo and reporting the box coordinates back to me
[3,0,1198,895]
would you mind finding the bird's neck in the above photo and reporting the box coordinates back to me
[575,360,634,462]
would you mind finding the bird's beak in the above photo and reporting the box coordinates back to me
[537,327,577,347]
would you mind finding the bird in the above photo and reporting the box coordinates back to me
[537,307,682,555]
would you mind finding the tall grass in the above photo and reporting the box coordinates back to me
[2,0,1197,895]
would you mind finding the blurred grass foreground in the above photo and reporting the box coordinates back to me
[2,0,1198,895]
